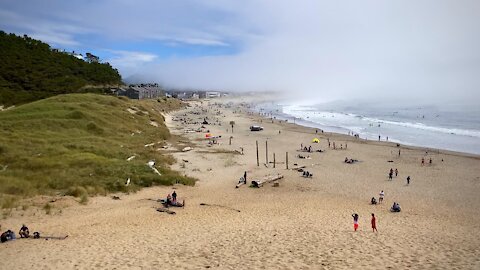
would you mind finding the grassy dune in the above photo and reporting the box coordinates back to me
[0,94,195,208]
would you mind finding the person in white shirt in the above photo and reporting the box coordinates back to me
[379,190,385,203]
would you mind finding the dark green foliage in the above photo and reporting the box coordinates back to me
[0,31,122,106]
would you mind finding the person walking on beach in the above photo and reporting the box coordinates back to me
[379,190,384,203]
[421,158,425,166]
[243,171,247,184]
[398,149,401,156]
[407,176,411,185]
[352,213,359,231]
[389,168,393,180]
[395,168,398,177]
[371,214,378,232]
[429,158,432,165]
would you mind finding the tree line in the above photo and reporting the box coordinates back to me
[0,31,122,106]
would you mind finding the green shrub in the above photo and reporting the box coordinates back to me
[79,193,88,205]
[66,186,88,197]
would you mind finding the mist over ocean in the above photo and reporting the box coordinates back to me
[253,100,480,155]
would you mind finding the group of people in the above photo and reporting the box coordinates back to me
[302,170,313,178]
[388,168,398,180]
[297,154,311,159]
[328,139,347,150]
[371,190,386,205]
[391,202,401,212]
[421,157,433,166]
[1,224,33,243]
[165,191,178,206]
[387,168,411,185]
[300,144,313,153]
[352,213,377,232]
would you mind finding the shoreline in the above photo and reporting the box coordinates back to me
[247,98,480,156]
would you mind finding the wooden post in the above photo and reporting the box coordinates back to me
[273,153,276,168]
[256,140,259,166]
[265,140,268,165]
[286,152,289,169]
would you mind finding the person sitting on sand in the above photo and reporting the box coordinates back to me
[19,224,29,238]
[166,194,172,206]
[345,157,349,163]
[1,230,16,243]
[303,171,312,178]
[391,202,401,212]
[371,197,377,205]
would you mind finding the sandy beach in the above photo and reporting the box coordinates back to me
[1,97,480,269]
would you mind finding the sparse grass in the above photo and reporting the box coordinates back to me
[1,195,17,209]
[0,93,196,203]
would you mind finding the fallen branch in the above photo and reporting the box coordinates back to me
[199,203,241,212]
[156,208,176,215]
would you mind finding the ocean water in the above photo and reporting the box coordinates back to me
[252,101,480,155]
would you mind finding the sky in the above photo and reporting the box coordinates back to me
[1,0,479,104]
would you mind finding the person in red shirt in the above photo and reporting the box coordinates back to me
[371,213,378,232]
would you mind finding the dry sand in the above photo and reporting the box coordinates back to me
[1,97,480,269]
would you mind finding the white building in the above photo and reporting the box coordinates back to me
[206,91,221,98]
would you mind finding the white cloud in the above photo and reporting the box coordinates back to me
[105,50,158,75]
[1,0,480,103]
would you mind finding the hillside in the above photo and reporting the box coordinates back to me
[0,94,194,207]
[0,31,122,106]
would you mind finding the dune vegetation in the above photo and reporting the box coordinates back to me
[0,93,195,209]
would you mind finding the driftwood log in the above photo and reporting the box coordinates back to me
[156,208,176,215]
[291,165,306,172]
[251,174,284,188]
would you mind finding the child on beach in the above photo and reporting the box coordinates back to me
[352,213,359,231]
[407,176,411,185]
[371,214,378,232]
[395,168,398,177]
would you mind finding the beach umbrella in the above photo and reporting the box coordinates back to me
[312,138,320,143]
